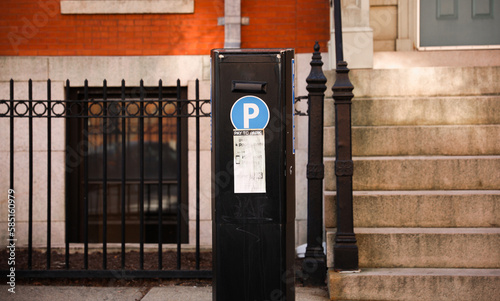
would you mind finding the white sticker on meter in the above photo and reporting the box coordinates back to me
[233,129,266,193]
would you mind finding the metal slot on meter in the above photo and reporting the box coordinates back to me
[231,80,267,93]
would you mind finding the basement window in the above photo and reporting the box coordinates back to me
[60,0,194,14]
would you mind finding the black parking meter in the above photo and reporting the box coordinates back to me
[211,49,296,301]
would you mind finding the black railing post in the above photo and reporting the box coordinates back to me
[176,79,182,270]
[195,79,201,270]
[332,0,359,271]
[102,79,108,270]
[83,79,90,270]
[9,79,14,192]
[158,79,164,270]
[139,79,145,270]
[120,79,126,270]
[46,79,52,270]
[28,79,33,270]
[303,42,327,285]
[65,79,71,269]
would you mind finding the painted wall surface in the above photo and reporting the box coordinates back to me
[0,0,329,56]
[241,0,330,52]
[0,0,225,56]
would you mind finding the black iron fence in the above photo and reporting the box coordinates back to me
[0,75,313,281]
[1,78,213,278]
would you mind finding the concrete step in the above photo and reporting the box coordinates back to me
[325,66,500,97]
[328,268,500,301]
[372,50,500,69]
[324,156,500,191]
[326,228,500,269]
[324,190,500,228]
[324,95,500,127]
[324,124,500,156]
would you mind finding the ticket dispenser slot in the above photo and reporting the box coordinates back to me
[231,80,267,93]
[211,49,295,301]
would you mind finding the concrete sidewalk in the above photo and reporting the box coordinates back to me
[0,285,329,301]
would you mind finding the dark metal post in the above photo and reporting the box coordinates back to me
[65,80,71,269]
[332,0,359,271]
[9,80,14,192]
[120,79,126,270]
[303,42,327,285]
[47,79,52,270]
[83,79,90,270]
[158,79,164,270]
[176,79,182,270]
[139,80,145,270]
[102,79,108,270]
[195,79,201,270]
[28,79,33,270]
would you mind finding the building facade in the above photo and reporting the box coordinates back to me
[0,0,329,250]
[1,1,499,298]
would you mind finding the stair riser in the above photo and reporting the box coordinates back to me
[326,231,500,268]
[328,269,500,301]
[324,125,500,156]
[325,67,500,97]
[324,193,500,228]
[325,96,500,127]
[325,157,500,191]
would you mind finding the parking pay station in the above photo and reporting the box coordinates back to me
[211,49,296,301]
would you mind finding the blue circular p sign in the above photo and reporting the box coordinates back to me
[230,96,270,129]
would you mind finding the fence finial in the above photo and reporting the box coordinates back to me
[306,42,326,93]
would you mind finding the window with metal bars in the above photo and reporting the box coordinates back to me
[66,85,188,244]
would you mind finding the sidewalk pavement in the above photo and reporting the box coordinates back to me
[0,285,330,301]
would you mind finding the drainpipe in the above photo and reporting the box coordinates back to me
[223,0,241,48]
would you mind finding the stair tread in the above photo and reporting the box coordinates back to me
[350,95,500,100]
[325,155,500,161]
[325,190,500,196]
[353,155,500,160]
[324,94,500,126]
[328,268,500,300]
[324,124,500,128]
[333,268,500,277]
[326,228,500,234]
[325,66,500,97]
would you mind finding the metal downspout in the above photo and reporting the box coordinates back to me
[224,0,241,48]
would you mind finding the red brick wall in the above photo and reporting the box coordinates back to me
[0,0,329,56]
[242,0,330,53]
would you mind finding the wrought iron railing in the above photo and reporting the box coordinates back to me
[0,79,211,278]
[0,77,311,279]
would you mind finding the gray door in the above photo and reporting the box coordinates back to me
[420,0,500,47]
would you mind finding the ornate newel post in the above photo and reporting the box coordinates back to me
[303,42,327,285]
[332,0,359,271]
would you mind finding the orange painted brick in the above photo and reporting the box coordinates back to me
[0,0,328,56]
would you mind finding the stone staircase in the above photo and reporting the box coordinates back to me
[323,66,500,300]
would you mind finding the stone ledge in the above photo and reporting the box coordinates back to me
[325,66,500,97]
[326,228,500,268]
[324,156,500,191]
[324,190,500,228]
[324,125,500,156]
[328,268,500,301]
[60,0,194,14]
